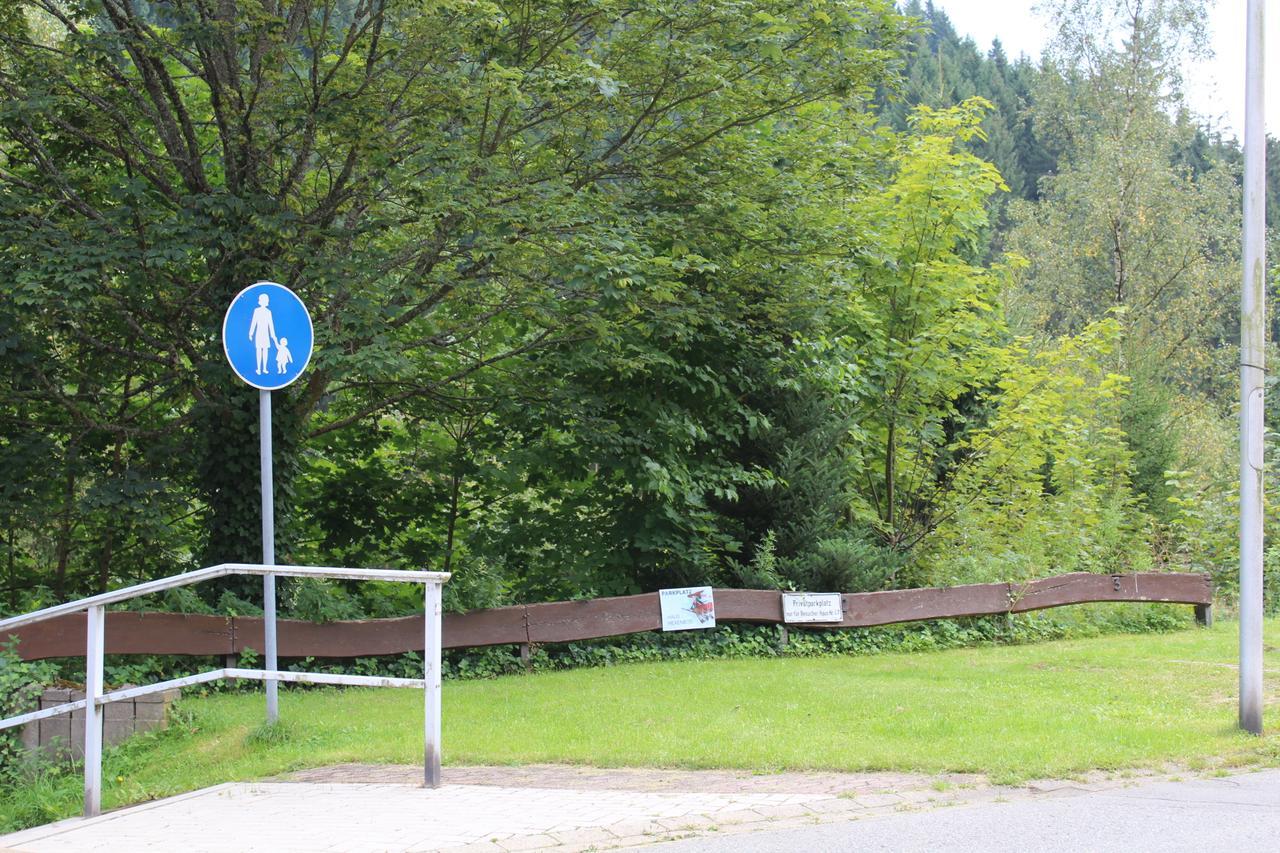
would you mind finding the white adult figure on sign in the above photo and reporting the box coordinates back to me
[248,294,278,375]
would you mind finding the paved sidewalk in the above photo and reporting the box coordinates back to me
[648,769,1280,853]
[0,764,1246,853]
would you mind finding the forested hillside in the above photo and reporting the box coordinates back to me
[0,0,1265,621]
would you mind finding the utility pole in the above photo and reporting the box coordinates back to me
[1240,0,1266,736]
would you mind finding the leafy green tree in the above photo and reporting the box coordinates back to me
[845,98,1018,554]
[1010,0,1235,378]
[0,1,909,602]
[1005,0,1237,572]
[924,317,1149,585]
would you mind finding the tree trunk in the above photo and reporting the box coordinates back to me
[884,420,896,531]
[6,517,14,609]
[443,465,461,575]
[95,525,116,595]
[53,442,80,600]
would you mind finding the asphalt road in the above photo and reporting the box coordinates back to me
[646,769,1280,853]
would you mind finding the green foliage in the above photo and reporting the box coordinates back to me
[1120,370,1181,522]
[725,531,789,591]
[1001,0,1238,584]
[922,318,1151,585]
[886,2,1057,208]
[0,640,55,781]
[0,0,1247,626]
[844,97,1019,555]
[0,0,919,607]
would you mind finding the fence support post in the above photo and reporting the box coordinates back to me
[84,604,105,817]
[424,581,443,788]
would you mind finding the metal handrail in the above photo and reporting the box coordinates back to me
[0,563,449,819]
[0,563,449,631]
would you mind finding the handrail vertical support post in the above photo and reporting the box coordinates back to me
[424,580,443,788]
[84,604,105,817]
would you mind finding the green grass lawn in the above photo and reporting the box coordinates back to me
[4,618,1279,831]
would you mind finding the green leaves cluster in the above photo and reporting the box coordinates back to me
[0,0,1243,618]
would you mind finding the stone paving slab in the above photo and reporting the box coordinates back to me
[0,781,840,852]
[0,764,1217,853]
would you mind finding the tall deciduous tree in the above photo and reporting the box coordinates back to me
[1005,0,1237,528]
[846,98,1018,551]
[0,1,908,599]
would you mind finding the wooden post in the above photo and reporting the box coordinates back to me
[224,653,239,686]
[519,643,531,673]
[1195,604,1214,628]
[778,625,789,648]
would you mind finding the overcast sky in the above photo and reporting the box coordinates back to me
[929,0,1274,140]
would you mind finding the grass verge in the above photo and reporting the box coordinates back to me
[3,618,1278,832]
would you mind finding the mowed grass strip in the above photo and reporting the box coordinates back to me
[4,619,1279,829]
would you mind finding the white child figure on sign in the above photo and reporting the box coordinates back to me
[275,337,293,374]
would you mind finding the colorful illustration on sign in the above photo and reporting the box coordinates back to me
[687,589,715,623]
[659,586,716,631]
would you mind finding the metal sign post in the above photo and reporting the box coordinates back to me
[223,281,314,725]
[260,389,278,721]
[1240,0,1266,736]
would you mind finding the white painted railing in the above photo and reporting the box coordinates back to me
[0,564,450,818]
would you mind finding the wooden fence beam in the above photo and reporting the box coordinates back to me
[3,572,1213,662]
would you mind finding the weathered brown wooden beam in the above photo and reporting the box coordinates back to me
[3,572,1212,662]
[1008,572,1214,612]
[1,611,234,660]
[232,606,530,656]
[838,583,1011,628]
[525,594,661,644]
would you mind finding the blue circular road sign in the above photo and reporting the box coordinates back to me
[222,281,314,390]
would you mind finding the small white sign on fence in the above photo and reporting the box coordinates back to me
[659,586,716,631]
[782,592,843,623]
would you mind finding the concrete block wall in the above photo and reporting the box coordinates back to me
[22,686,180,762]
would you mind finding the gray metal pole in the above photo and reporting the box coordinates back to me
[1240,0,1266,736]
[260,389,279,724]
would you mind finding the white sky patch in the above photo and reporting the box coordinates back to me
[928,0,1276,140]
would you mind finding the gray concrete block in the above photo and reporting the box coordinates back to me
[41,732,72,762]
[20,720,40,753]
[39,713,70,752]
[104,698,134,720]
[25,683,179,759]
[133,700,166,725]
[104,717,133,744]
[69,719,86,760]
